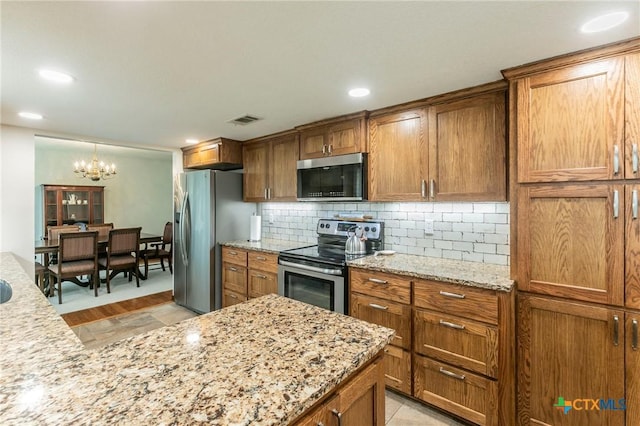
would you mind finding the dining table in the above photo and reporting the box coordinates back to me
[35,232,163,293]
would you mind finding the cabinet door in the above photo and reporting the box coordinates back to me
[270,135,299,201]
[90,188,104,224]
[518,295,625,426]
[626,53,640,179]
[626,313,640,426]
[516,57,624,182]
[328,119,362,157]
[222,263,247,295]
[626,184,640,308]
[368,109,428,201]
[44,189,59,228]
[299,127,328,159]
[383,345,411,395]
[248,270,277,299]
[222,289,247,308]
[242,142,269,202]
[517,184,624,306]
[350,292,411,349]
[335,358,385,426]
[428,92,506,201]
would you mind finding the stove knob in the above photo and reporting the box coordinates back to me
[320,223,325,228]
[364,227,370,232]
[371,227,377,232]
[326,223,331,229]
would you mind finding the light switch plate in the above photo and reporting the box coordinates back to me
[269,214,275,224]
[425,219,434,235]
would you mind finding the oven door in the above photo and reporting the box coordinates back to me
[277,258,346,314]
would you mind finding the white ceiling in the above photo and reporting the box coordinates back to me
[2,1,639,150]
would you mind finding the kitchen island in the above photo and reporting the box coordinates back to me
[0,252,394,425]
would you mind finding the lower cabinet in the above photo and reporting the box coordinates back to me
[517,294,631,426]
[349,267,515,426]
[222,247,279,308]
[293,355,385,426]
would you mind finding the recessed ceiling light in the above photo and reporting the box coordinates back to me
[18,111,43,120]
[581,11,629,33]
[38,69,74,83]
[185,139,199,144]
[348,88,370,97]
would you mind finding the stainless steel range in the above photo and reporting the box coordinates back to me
[277,219,384,314]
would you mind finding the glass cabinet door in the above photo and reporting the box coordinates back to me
[92,190,104,224]
[61,190,90,224]
[44,189,58,227]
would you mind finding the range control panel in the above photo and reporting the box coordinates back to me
[317,219,384,240]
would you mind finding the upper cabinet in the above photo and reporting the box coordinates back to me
[181,138,243,170]
[504,49,640,183]
[368,82,507,202]
[297,111,368,160]
[242,131,299,202]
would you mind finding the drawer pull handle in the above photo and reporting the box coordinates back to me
[256,274,267,279]
[368,278,388,285]
[613,315,619,346]
[633,319,638,351]
[439,290,465,299]
[384,374,402,384]
[229,293,238,299]
[228,266,238,272]
[439,319,465,330]
[439,367,465,381]
[369,303,389,311]
[256,256,267,261]
[633,143,639,174]
[331,409,342,426]
[229,251,237,255]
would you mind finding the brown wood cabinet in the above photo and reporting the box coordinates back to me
[293,355,385,426]
[222,247,279,307]
[349,267,515,425]
[517,184,625,306]
[517,294,626,426]
[368,82,507,202]
[181,138,243,170]
[297,112,368,160]
[349,268,412,395]
[242,131,298,202]
[42,184,104,233]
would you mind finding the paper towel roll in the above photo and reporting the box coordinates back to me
[250,215,262,242]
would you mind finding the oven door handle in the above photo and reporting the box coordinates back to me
[279,259,344,276]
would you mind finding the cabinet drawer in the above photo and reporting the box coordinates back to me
[413,279,498,325]
[414,308,498,377]
[248,270,278,298]
[350,268,411,304]
[222,246,248,267]
[414,355,498,426]
[350,293,411,349]
[223,289,247,308]
[222,262,247,295]
[248,251,278,274]
[384,345,411,395]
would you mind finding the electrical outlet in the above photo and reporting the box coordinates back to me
[424,219,434,235]
[269,214,275,225]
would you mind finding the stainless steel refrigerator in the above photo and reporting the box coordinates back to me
[174,170,255,313]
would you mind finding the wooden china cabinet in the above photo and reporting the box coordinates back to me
[42,184,105,233]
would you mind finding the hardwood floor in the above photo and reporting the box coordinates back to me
[61,290,173,327]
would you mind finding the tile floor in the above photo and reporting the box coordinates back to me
[70,303,466,425]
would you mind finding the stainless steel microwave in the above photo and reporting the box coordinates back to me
[297,153,367,201]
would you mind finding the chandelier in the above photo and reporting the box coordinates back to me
[73,144,117,181]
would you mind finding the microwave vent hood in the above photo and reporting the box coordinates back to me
[297,153,367,202]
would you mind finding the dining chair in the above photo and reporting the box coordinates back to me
[87,223,114,240]
[98,227,142,293]
[47,224,81,241]
[143,222,173,277]
[47,231,99,303]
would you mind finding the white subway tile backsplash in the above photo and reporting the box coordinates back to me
[260,201,510,266]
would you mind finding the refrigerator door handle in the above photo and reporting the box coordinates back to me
[180,191,189,266]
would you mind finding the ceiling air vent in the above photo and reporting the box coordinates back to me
[227,114,262,126]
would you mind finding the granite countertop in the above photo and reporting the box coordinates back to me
[347,253,514,292]
[222,239,310,254]
[0,252,394,425]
